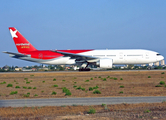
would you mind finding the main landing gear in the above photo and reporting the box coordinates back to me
[79,67,91,71]
[79,62,91,71]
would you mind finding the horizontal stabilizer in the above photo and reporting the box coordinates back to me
[3,51,28,57]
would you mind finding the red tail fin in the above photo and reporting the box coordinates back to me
[9,27,37,53]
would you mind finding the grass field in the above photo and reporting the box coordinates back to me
[1,102,166,119]
[1,70,166,119]
[0,70,166,99]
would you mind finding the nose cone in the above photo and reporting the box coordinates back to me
[161,55,164,60]
[157,55,164,61]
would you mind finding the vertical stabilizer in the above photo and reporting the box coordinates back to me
[9,27,37,53]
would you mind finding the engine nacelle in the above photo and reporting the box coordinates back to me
[97,58,113,68]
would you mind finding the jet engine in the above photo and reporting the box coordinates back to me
[97,58,113,68]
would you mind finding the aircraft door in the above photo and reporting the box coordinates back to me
[118,52,125,63]
[119,52,124,59]
[145,52,149,59]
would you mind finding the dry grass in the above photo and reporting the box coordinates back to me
[1,70,166,119]
[0,70,166,99]
[1,102,166,119]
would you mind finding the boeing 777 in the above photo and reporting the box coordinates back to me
[3,27,164,71]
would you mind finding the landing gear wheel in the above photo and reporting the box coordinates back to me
[79,68,91,71]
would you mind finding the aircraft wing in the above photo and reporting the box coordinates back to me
[52,50,98,62]
[3,51,28,57]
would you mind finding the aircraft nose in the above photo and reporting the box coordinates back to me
[157,55,164,61]
[161,55,164,60]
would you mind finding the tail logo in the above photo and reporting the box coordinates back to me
[10,29,18,38]
[16,43,30,46]
[16,43,30,48]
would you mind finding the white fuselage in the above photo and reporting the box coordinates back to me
[36,49,164,65]
[79,49,164,64]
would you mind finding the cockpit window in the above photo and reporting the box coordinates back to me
[156,54,161,56]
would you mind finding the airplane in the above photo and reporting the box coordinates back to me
[3,27,164,71]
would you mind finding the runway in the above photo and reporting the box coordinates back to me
[0,96,166,107]
[0,69,166,74]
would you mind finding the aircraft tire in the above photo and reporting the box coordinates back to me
[79,68,91,71]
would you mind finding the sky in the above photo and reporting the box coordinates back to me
[0,0,166,67]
